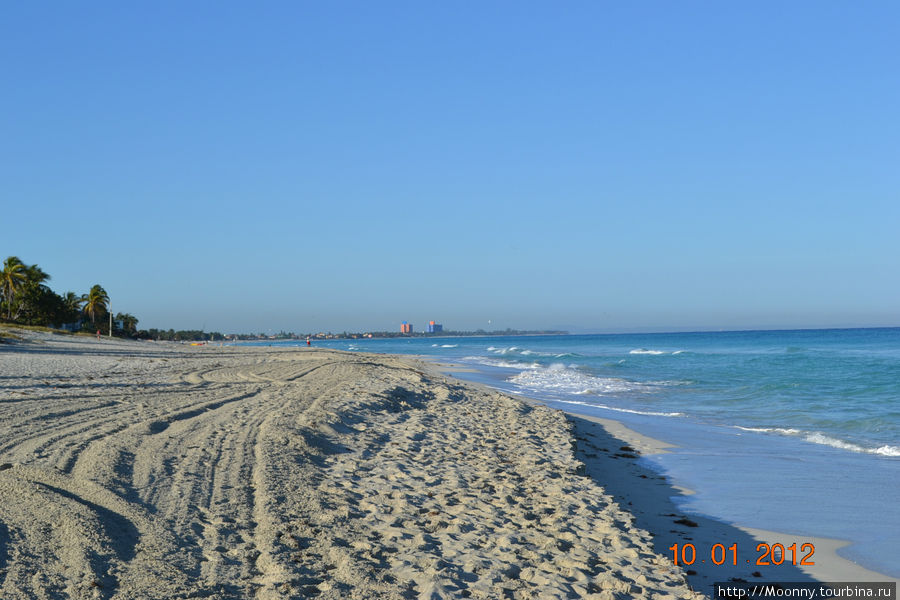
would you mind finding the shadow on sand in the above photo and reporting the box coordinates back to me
[568,414,822,598]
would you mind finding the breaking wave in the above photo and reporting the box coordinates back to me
[462,357,541,370]
[552,399,684,417]
[629,349,684,355]
[487,346,578,359]
[509,363,654,396]
[735,426,900,457]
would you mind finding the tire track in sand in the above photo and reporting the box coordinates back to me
[0,345,702,599]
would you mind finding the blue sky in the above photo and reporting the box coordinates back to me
[3,2,898,333]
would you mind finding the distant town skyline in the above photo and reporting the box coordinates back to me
[5,2,899,334]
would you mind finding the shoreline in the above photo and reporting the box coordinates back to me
[0,329,702,598]
[426,358,898,587]
[565,413,897,587]
[2,329,894,597]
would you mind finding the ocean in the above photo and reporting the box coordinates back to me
[241,328,900,577]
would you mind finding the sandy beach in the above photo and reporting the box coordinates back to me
[430,362,898,590]
[0,329,703,599]
[2,330,890,599]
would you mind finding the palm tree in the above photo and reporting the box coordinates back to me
[24,264,50,287]
[62,292,84,323]
[115,312,139,335]
[63,292,83,313]
[1,256,27,320]
[14,263,54,322]
[82,285,110,325]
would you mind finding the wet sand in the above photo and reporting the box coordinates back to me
[426,360,899,590]
[565,414,896,591]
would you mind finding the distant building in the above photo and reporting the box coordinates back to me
[401,321,413,334]
[427,320,443,333]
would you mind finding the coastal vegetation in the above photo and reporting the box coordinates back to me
[2,255,564,343]
[0,255,136,337]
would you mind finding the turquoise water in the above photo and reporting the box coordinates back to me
[241,328,900,577]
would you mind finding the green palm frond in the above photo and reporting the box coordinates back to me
[24,264,50,285]
[63,292,84,312]
[1,256,28,320]
[83,284,110,324]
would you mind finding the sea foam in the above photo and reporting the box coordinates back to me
[488,346,577,359]
[509,364,651,397]
[736,426,900,457]
[463,356,541,370]
[551,398,684,417]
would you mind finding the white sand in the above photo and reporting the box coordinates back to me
[424,360,899,590]
[0,329,704,598]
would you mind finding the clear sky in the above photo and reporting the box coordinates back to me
[3,2,898,334]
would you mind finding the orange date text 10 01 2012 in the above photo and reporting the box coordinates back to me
[668,543,816,567]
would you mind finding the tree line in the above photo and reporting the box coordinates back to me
[1,255,138,336]
[143,329,226,342]
[3,255,567,343]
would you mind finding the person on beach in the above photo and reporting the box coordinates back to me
[96,329,101,340]
[306,336,311,346]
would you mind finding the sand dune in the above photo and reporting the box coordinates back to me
[0,331,700,599]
